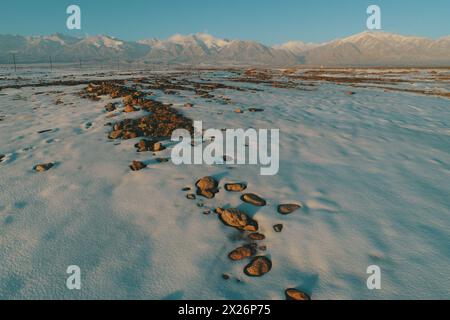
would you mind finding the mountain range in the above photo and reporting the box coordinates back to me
[1,31,449,66]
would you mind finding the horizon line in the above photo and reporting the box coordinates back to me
[2,30,450,47]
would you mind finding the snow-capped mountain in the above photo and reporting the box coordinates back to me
[0,34,149,63]
[302,31,450,66]
[273,41,319,55]
[0,31,449,66]
[139,33,299,64]
[168,33,230,51]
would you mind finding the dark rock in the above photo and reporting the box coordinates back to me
[124,105,138,113]
[228,245,257,261]
[285,289,311,301]
[34,163,54,172]
[186,194,196,200]
[135,139,166,153]
[122,130,138,140]
[278,204,302,215]
[37,129,53,134]
[241,193,267,206]
[224,183,247,192]
[105,102,117,112]
[153,142,165,152]
[244,256,272,277]
[196,176,219,199]
[130,161,147,171]
[122,95,134,105]
[273,224,283,233]
[108,130,123,140]
[248,233,266,241]
[216,208,258,232]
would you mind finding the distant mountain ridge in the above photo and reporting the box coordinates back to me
[1,31,449,66]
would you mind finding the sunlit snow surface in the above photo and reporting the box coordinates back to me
[0,66,449,299]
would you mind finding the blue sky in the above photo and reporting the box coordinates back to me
[1,0,449,44]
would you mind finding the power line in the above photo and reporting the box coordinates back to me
[12,53,17,72]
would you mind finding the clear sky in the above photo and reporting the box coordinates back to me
[1,0,449,44]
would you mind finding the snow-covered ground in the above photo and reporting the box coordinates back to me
[0,68,449,299]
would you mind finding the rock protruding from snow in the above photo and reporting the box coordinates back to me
[196,177,219,199]
[224,183,247,192]
[124,105,138,113]
[273,224,283,233]
[244,256,272,277]
[241,193,267,206]
[277,204,302,215]
[130,161,146,171]
[216,208,258,232]
[228,245,257,261]
[34,163,54,172]
[135,139,166,153]
[248,233,266,241]
[109,130,122,140]
[105,102,118,112]
[285,288,311,300]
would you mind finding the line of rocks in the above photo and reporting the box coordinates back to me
[79,79,310,299]
[188,176,310,300]
[79,81,194,171]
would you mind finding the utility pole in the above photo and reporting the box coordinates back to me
[12,53,17,73]
[49,56,53,72]
[117,59,120,72]
[79,59,82,70]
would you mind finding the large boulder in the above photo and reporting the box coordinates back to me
[216,208,258,232]
[196,177,219,199]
